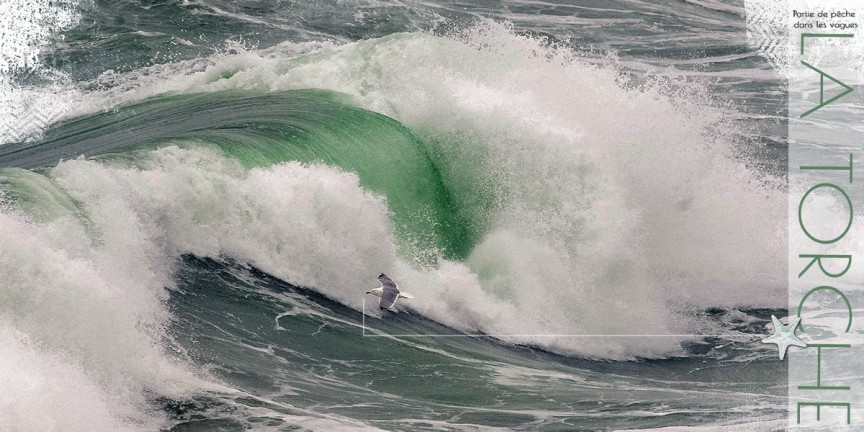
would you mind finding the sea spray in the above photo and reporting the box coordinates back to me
[0,209,202,431]
[1,22,789,360]
[63,24,788,315]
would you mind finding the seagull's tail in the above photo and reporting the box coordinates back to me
[398,292,415,300]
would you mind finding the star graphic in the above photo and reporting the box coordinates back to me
[762,315,807,360]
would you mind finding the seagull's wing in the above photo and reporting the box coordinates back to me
[377,274,399,309]
[378,290,398,309]
[378,274,399,293]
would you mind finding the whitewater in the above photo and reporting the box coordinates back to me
[0,1,800,430]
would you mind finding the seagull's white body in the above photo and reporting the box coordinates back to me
[367,287,414,299]
[367,274,413,310]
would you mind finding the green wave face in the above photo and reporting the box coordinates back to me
[0,90,473,260]
[0,168,84,221]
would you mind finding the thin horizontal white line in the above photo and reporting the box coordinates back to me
[360,334,753,338]
[360,298,753,339]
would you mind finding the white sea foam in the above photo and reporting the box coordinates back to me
[0,208,206,431]
[49,147,399,308]
[4,23,793,360]
[0,326,147,431]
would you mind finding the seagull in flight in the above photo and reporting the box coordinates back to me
[366,273,414,310]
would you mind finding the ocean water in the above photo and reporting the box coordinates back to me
[0,1,793,431]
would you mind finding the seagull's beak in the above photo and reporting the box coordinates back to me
[365,290,371,294]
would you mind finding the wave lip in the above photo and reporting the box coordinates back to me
[0,89,473,261]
